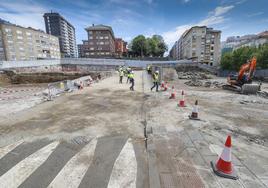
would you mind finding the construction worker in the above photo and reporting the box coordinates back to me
[129,70,134,91]
[126,67,131,84]
[118,66,124,84]
[146,64,152,74]
[151,70,160,92]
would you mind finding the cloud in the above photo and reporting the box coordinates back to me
[214,5,234,16]
[162,5,234,49]
[0,1,48,30]
[236,0,247,5]
[183,0,191,3]
[247,12,264,17]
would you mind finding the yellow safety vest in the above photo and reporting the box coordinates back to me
[119,70,124,76]
[153,73,159,82]
[129,73,134,79]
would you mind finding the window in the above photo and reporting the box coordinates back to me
[100,36,103,39]
[89,36,93,39]
[105,36,109,39]
[17,36,23,40]
[16,30,22,34]
[90,47,94,50]
[5,28,12,33]
[100,41,104,45]
[105,41,109,45]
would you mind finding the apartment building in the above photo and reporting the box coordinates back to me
[44,12,77,58]
[78,24,115,58]
[115,38,127,57]
[0,21,60,61]
[170,26,221,66]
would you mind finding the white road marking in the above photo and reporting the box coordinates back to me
[0,140,24,160]
[107,139,137,188]
[0,141,59,188]
[48,138,97,188]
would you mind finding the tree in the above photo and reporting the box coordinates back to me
[131,35,147,57]
[129,34,168,58]
[220,44,268,70]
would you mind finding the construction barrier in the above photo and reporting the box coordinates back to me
[47,75,93,100]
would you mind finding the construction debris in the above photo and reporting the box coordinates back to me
[177,71,213,80]
[257,90,268,99]
[184,79,225,88]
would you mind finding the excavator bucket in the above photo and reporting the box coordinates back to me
[241,84,260,94]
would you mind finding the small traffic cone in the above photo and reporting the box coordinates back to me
[210,135,238,180]
[164,82,168,91]
[169,86,176,99]
[189,100,200,120]
[160,81,165,90]
[178,90,186,107]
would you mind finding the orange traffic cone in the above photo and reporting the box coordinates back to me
[178,90,186,107]
[189,100,200,120]
[160,81,165,90]
[169,86,176,99]
[164,81,168,91]
[210,135,238,180]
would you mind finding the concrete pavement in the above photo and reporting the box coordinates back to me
[0,70,267,187]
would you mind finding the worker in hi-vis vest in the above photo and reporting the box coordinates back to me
[118,67,124,84]
[129,71,135,91]
[151,70,160,92]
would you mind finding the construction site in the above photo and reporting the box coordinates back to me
[0,59,268,188]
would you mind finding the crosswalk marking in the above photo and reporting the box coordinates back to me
[107,139,137,188]
[0,141,59,188]
[0,140,24,160]
[47,139,97,188]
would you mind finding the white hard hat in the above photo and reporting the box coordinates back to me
[155,70,159,73]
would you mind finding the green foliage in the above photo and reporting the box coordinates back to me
[220,44,268,70]
[130,34,168,57]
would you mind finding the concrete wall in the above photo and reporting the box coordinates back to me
[0,59,61,69]
[0,58,192,70]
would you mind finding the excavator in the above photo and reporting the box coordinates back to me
[222,57,261,94]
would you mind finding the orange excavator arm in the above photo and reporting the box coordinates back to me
[237,57,257,81]
[249,57,257,78]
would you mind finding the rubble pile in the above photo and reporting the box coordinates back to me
[184,79,225,88]
[177,72,213,80]
[257,91,268,99]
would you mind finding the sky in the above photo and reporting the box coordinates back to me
[0,0,267,51]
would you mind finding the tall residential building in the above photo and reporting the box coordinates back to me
[115,38,127,57]
[0,20,60,61]
[78,24,115,58]
[43,12,77,58]
[170,26,221,66]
